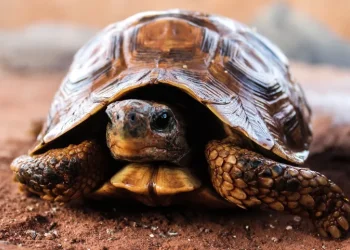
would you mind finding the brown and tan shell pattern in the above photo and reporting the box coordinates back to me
[31,10,312,165]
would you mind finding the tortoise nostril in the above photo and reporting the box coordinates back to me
[129,112,136,122]
[117,114,120,120]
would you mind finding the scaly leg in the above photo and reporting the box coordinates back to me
[11,140,108,202]
[206,140,350,238]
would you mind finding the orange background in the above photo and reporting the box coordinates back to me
[1,0,350,40]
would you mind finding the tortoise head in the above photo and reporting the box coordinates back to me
[105,100,190,165]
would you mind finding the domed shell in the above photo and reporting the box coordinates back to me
[31,10,312,164]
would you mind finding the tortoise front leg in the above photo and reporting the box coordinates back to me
[11,140,108,202]
[206,140,350,239]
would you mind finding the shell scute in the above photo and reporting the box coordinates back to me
[32,10,311,165]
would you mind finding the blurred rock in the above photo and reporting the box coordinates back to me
[291,63,350,155]
[252,2,350,68]
[0,23,96,72]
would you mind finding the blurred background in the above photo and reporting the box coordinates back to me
[2,0,350,71]
[2,3,350,249]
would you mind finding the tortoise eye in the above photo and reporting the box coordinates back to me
[152,111,172,131]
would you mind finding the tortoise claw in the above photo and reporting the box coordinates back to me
[328,225,341,239]
[337,216,349,231]
[317,227,328,238]
[314,198,350,239]
[206,140,350,239]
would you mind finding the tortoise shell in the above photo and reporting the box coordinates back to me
[32,10,312,164]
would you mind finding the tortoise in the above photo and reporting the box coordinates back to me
[11,10,349,238]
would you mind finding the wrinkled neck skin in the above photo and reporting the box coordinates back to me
[105,99,190,166]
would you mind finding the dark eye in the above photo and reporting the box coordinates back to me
[152,111,172,131]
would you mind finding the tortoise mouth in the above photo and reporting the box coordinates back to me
[108,163,202,206]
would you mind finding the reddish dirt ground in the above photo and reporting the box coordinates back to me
[0,64,350,250]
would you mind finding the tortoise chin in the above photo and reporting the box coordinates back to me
[105,99,190,165]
